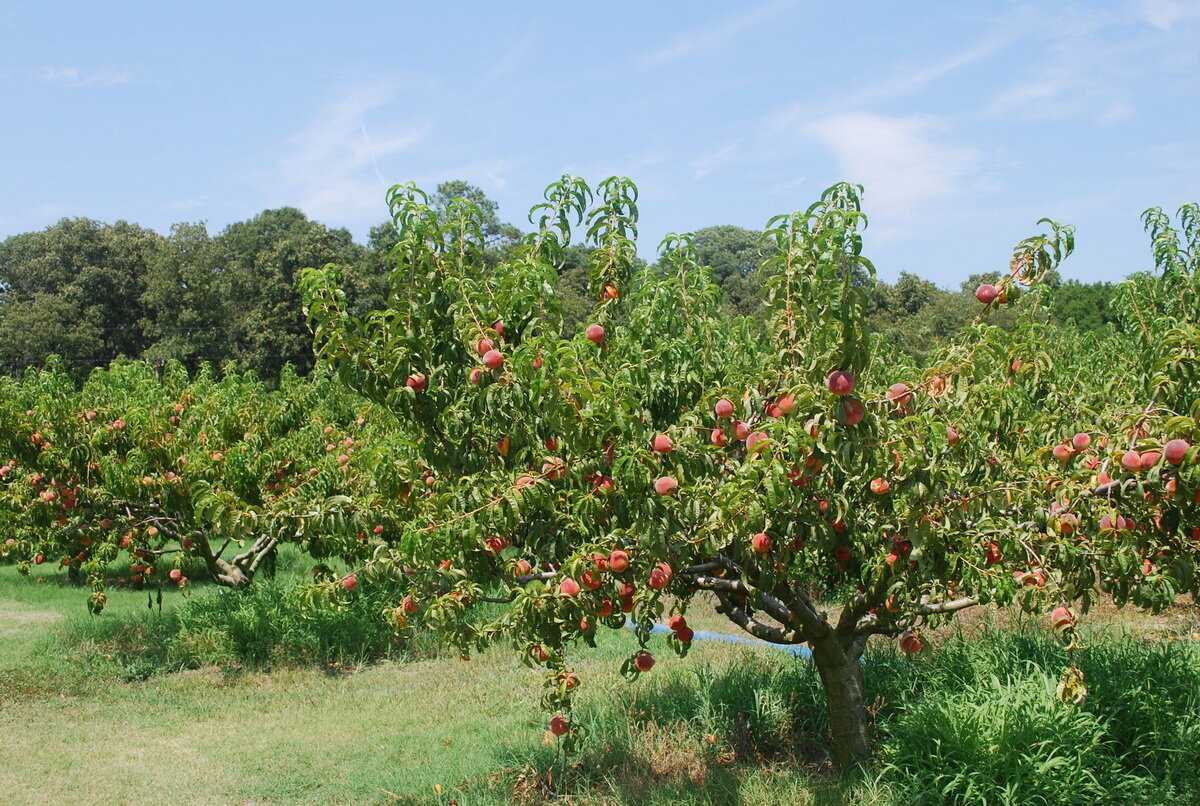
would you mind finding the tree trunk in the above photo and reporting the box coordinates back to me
[811,635,872,771]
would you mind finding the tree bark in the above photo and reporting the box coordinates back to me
[195,534,277,588]
[811,635,872,771]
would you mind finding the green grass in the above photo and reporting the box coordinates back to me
[2,561,1199,804]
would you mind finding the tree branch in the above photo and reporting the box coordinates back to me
[692,576,794,627]
[916,596,979,616]
[714,592,804,644]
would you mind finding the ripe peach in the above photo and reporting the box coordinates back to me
[1139,450,1162,471]
[827,370,855,395]
[886,383,912,406]
[652,434,674,454]
[559,578,581,597]
[634,651,655,672]
[776,393,796,415]
[549,716,569,736]
[1071,433,1091,451]
[1164,439,1190,466]
[1120,451,1142,472]
[899,629,924,654]
[654,476,678,496]
[405,373,428,393]
[585,324,606,344]
[870,478,890,495]
[838,398,865,425]
[751,532,771,553]
[1050,606,1074,632]
[476,337,494,356]
[710,429,727,447]
[746,431,769,454]
[715,398,735,419]
[341,573,358,591]
[482,349,504,369]
[608,550,630,573]
[975,284,999,304]
[648,562,673,589]
[946,425,960,445]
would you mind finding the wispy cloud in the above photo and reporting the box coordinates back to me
[275,83,430,222]
[845,22,1026,108]
[635,0,798,68]
[983,8,1153,125]
[987,67,1135,124]
[805,112,980,221]
[1137,0,1200,30]
[34,66,141,87]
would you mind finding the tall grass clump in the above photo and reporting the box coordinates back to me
[47,577,440,679]
[870,629,1200,805]
[167,577,428,668]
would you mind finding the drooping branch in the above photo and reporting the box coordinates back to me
[713,592,804,644]
[691,575,795,627]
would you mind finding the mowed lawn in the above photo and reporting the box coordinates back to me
[0,564,822,805]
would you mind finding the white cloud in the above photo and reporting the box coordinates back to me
[983,8,1159,125]
[275,83,431,222]
[636,0,798,68]
[987,67,1135,124]
[1137,0,1200,29]
[846,23,1026,108]
[34,66,139,87]
[805,112,980,221]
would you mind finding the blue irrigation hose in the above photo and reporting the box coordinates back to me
[627,620,813,659]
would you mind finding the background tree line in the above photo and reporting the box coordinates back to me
[0,182,1120,380]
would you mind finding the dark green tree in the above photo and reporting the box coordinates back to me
[431,180,522,253]
[693,224,766,317]
[1048,279,1117,332]
[140,222,232,368]
[0,218,163,373]
[217,208,366,379]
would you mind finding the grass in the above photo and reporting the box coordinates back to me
[2,558,1200,804]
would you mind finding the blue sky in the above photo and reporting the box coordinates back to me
[2,1,1198,286]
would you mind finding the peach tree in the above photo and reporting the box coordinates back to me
[301,179,1199,769]
[0,360,379,605]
